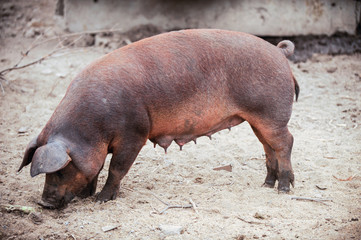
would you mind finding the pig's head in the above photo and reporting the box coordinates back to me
[18,137,95,209]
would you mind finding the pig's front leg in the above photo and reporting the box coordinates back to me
[96,135,147,202]
[78,173,99,198]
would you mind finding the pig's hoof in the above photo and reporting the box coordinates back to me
[277,186,291,193]
[96,190,118,203]
[263,171,277,188]
[277,180,294,193]
[277,171,294,193]
[262,179,276,188]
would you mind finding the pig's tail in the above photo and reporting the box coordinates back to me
[277,40,295,57]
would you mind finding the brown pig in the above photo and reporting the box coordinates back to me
[19,29,299,209]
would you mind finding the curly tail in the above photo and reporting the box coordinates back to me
[277,40,299,100]
[277,40,295,57]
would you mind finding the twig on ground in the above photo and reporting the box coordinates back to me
[47,77,61,97]
[290,196,332,205]
[189,198,199,214]
[149,192,196,214]
[333,174,356,181]
[10,30,47,71]
[237,216,263,225]
[0,27,128,95]
[315,185,327,190]
[0,27,124,82]
[24,28,123,54]
[149,192,169,206]
[0,34,85,96]
[0,34,84,76]
[120,186,134,192]
[159,204,193,214]
[340,96,355,101]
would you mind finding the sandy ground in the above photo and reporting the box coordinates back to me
[1,1,360,239]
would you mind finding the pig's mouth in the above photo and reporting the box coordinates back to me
[38,193,75,209]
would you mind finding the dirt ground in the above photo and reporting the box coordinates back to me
[1,1,360,240]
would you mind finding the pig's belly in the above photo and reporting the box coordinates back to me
[148,105,244,151]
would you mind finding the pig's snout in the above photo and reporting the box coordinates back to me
[38,191,75,209]
[40,173,77,209]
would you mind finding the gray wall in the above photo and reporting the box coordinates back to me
[63,0,360,36]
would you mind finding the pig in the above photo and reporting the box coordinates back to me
[18,29,299,209]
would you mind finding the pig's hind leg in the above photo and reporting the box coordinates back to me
[251,126,278,188]
[96,134,147,202]
[250,123,294,192]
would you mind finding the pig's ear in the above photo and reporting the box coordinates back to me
[18,136,39,172]
[30,141,72,177]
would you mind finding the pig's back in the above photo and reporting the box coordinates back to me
[57,29,294,149]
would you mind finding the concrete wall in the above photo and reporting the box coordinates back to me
[63,0,360,36]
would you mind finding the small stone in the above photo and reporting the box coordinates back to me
[254,212,266,219]
[235,235,246,240]
[326,67,337,73]
[18,126,28,134]
[194,177,204,184]
[102,225,119,232]
[29,212,43,225]
[213,164,232,172]
[56,72,68,78]
[159,224,184,235]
